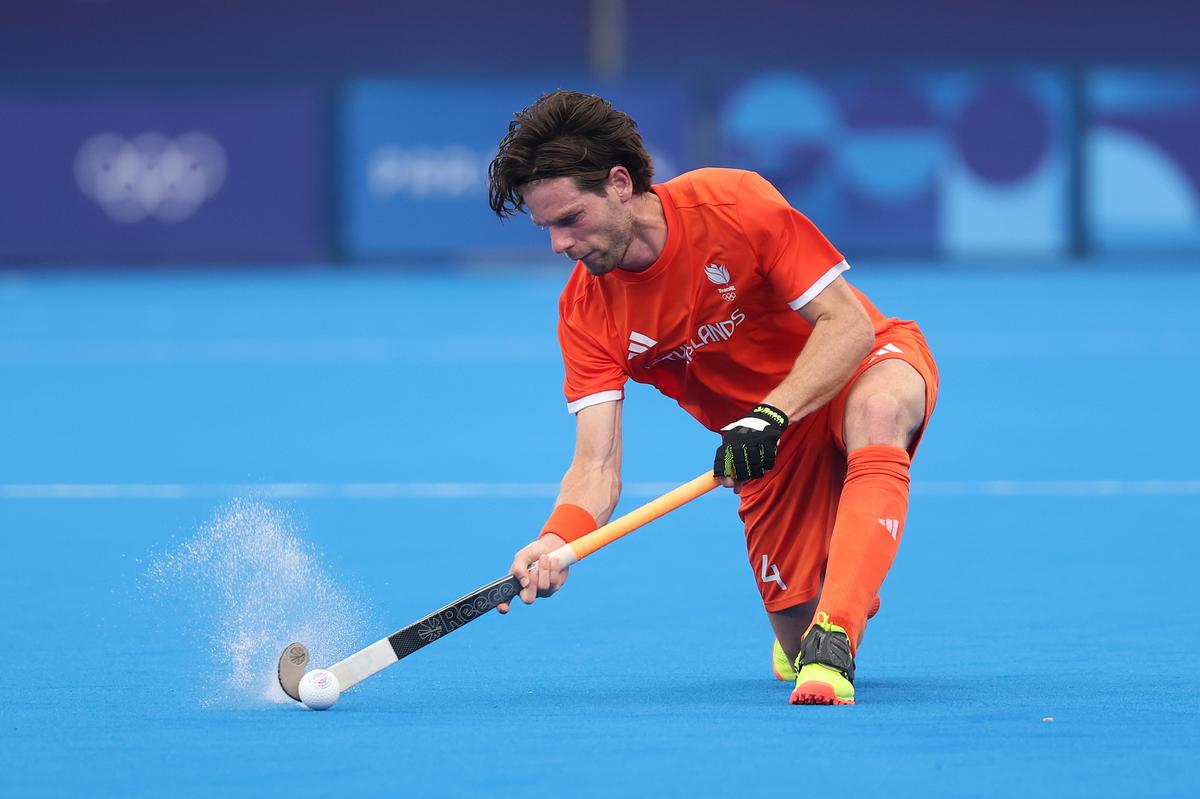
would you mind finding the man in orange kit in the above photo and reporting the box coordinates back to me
[488,90,938,705]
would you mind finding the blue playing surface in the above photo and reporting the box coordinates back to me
[1,263,1197,797]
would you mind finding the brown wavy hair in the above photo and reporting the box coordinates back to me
[488,90,654,218]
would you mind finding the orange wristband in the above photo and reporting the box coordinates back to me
[539,503,598,544]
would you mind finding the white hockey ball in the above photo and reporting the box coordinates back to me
[298,669,341,710]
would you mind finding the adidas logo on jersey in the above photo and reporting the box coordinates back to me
[877,517,900,540]
[703,262,737,301]
[627,331,658,360]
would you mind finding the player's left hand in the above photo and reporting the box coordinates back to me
[498,533,570,613]
[713,403,789,486]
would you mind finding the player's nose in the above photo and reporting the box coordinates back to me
[549,228,574,255]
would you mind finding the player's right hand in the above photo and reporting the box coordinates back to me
[713,402,789,486]
[497,533,570,614]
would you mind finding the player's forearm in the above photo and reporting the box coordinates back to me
[556,457,621,526]
[761,314,874,422]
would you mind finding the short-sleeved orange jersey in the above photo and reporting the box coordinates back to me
[558,168,893,431]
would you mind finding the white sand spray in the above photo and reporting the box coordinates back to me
[144,500,370,707]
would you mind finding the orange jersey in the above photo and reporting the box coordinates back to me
[558,168,893,431]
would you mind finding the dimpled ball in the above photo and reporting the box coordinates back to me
[298,669,341,710]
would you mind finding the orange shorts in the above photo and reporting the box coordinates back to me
[736,320,939,611]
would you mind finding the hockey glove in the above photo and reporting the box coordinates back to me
[713,403,789,481]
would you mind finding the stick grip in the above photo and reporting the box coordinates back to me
[548,472,719,568]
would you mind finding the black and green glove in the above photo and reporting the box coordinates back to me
[713,403,789,481]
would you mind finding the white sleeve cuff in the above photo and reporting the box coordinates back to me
[787,260,850,310]
[566,390,623,414]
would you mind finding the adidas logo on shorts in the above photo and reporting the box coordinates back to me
[868,343,903,365]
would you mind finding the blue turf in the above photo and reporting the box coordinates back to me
[1,264,1197,797]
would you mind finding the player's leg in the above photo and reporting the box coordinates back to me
[842,358,928,451]
[821,357,927,645]
[738,413,843,682]
[792,331,938,704]
[770,592,880,681]
[768,596,821,677]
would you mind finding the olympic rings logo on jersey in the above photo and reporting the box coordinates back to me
[74,131,228,224]
[648,308,747,368]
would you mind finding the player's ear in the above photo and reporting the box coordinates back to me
[608,166,632,200]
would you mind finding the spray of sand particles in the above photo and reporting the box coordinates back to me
[144,500,370,707]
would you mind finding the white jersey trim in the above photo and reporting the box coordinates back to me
[566,389,623,414]
[787,260,850,310]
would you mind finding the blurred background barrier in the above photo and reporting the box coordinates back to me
[342,81,690,256]
[0,1,1197,264]
[0,92,327,262]
[1085,70,1200,252]
[719,71,1071,256]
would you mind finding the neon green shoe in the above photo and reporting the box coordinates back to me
[772,638,796,682]
[789,612,856,705]
[771,596,878,682]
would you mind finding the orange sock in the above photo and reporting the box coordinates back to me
[816,444,911,655]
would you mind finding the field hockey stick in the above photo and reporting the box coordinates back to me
[278,472,719,700]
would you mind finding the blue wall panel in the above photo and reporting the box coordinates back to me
[0,92,326,261]
[342,82,691,256]
[718,71,1071,257]
[1086,70,1200,252]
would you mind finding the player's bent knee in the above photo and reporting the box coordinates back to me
[849,392,907,447]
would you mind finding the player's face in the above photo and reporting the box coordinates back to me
[523,177,634,276]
